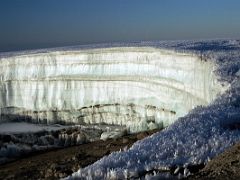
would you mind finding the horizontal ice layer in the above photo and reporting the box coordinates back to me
[0,122,69,134]
[0,47,224,132]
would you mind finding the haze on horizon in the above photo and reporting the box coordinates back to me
[0,0,240,52]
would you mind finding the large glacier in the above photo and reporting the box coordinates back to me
[0,47,224,133]
[64,39,240,179]
[1,39,240,179]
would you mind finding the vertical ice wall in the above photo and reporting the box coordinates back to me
[0,47,224,132]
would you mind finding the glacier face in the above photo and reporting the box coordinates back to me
[67,40,240,179]
[0,47,224,132]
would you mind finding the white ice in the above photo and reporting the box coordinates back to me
[0,47,225,133]
[1,39,240,179]
[66,39,240,179]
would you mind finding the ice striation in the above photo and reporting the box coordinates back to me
[0,47,224,133]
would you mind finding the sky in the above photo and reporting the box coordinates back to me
[0,0,240,52]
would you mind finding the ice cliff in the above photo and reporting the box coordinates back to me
[0,40,240,179]
[0,47,224,132]
[66,39,240,179]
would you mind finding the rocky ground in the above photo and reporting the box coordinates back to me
[1,128,240,180]
[188,142,240,180]
[0,129,158,179]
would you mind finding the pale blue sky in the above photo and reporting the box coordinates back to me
[0,0,240,52]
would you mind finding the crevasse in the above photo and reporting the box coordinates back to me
[0,47,224,132]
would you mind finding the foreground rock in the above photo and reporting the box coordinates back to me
[188,142,240,180]
[2,132,240,180]
[0,129,158,180]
